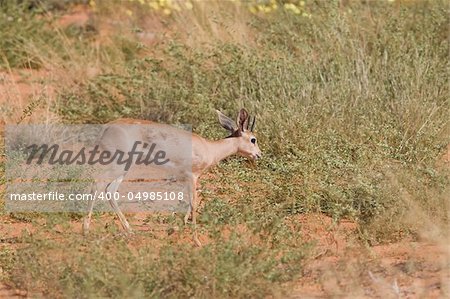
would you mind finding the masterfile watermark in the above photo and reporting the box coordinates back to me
[5,124,193,212]
[25,141,170,171]
[9,191,185,202]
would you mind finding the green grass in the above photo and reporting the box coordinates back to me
[1,0,449,297]
[8,227,307,298]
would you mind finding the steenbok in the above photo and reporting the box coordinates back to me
[82,108,262,246]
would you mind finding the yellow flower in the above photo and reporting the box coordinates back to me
[302,12,311,18]
[149,1,159,10]
[185,1,193,10]
[263,6,272,13]
[284,3,301,14]
[89,0,96,8]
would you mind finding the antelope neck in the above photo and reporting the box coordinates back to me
[206,137,239,165]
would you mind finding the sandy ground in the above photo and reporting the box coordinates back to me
[0,213,449,298]
[290,214,450,298]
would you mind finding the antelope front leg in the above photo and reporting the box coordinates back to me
[183,176,201,246]
[184,203,192,225]
[183,178,200,225]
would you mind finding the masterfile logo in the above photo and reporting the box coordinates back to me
[5,124,192,213]
[25,141,170,171]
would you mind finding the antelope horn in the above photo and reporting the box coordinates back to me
[250,116,256,132]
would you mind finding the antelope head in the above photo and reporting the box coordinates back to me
[216,108,262,160]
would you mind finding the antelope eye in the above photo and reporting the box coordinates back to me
[250,137,256,144]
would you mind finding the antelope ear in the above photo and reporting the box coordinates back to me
[216,110,236,133]
[236,108,249,131]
